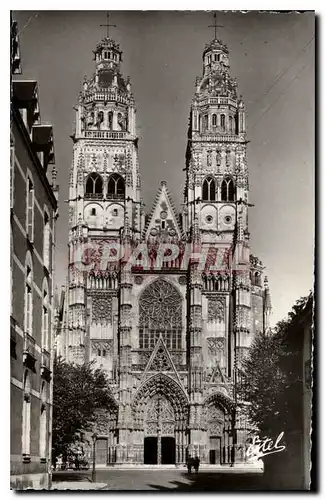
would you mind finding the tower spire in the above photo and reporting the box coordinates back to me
[100,11,116,38]
[208,12,224,40]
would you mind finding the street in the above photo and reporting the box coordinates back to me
[52,469,272,491]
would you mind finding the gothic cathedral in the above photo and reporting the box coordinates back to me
[56,31,272,466]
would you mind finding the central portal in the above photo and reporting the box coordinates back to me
[143,394,176,464]
[144,437,157,464]
[161,437,176,464]
[144,436,175,465]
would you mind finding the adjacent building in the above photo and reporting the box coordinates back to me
[56,29,272,466]
[282,294,313,489]
[10,18,58,489]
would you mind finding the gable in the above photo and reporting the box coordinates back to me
[143,181,184,240]
[208,363,227,384]
[141,336,182,387]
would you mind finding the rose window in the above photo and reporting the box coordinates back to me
[139,278,182,349]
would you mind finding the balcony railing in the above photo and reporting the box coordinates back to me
[197,96,237,108]
[24,332,36,358]
[41,348,51,381]
[106,193,125,201]
[41,348,50,369]
[84,92,130,105]
[192,133,246,142]
[23,333,36,371]
[84,193,125,201]
[84,192,104,200]
[84,130,127,140]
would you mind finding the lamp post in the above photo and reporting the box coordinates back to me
[91,432,98,483]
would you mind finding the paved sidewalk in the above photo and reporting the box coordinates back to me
[95,463,264,473]
[52,481,107,490]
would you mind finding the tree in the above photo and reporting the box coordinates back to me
[238,295,310,438]
[238,330,288,437]
[52,356,116,464]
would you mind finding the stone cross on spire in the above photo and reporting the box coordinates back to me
[100,12,116,38]
[208,12,224,39]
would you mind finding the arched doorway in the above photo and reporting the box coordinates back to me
[144,395,176,464]
[132,374,188,465]
[204,393,233,465]
[91,400,118,465]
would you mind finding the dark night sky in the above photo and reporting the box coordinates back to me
[13,10,315,325]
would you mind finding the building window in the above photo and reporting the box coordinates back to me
[221,177,235,202]
[113,208,118,217]
[42,306,48,349]
[24,255,33,335]
[253,271,261,287]
[97,349,101,357]
[139,278,182,350]
[229,115,233,132]
[161,221,166,229]
[42,279,49,350]
[107,173,125,198]
[202,177,216,202]
[108,111,113,130]
[220,114,225,130]
[212,114,217,127]
[203,115,208,131]
[22,370,31,457]
[43,211,50,270]
[26,177,34,241]
[91,208,96,216]
[102,350,106,357]
[85,173,103,195]
[39,382,47,459]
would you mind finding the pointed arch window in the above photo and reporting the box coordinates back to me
[220,114,225,130]
[221,177,235,202]
[139,279,182,350]
[107,173,125,199]
[202,177,216,202]
[85,173,103,198]
[212,114,217,127]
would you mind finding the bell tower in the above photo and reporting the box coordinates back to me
[184,24,251,360]
[183,37,247,239]
[183,21,254,462]
[67,26,141,365]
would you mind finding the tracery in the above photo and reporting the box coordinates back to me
[139,279,182,349]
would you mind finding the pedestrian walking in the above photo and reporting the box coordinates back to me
[194,456,200,474]
[187,456,193,475]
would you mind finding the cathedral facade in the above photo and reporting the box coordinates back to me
[56,31,272,466]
